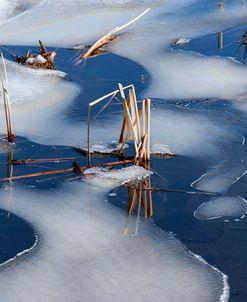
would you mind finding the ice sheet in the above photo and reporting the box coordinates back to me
[150,108,228,158]
[151,143,175,156]
[0,182,228,302]
[0,0,38,23]
[0,2,243,301]
[140,52,247,100]
[0,58,81,144]
[194,196,247,220]
[191,140,247,193]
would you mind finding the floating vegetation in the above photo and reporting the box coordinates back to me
[13,40,56,69]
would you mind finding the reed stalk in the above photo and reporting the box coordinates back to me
[0,53,14,142]
[77,9,150,62]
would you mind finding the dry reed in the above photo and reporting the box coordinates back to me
[0,52,14,142]
[75,8,150,62]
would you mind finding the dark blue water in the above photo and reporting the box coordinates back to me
[0,209,35,264]
[172,24,247,63]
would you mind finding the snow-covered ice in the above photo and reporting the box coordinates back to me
[194,196,247,220]
[84,165,152,187]
[1,1,247,301]
[0,182,229,302]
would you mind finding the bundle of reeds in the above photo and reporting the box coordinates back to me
[86,83,151,166]
[118,83,151,166]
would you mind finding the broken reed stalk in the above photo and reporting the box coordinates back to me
[93,91,118,119]
[118,83,139,157]
[11,157,79,165]
[135,187,217,196]
[39,40,48,54]
[146,98,151,160]
[76,8,150,62]
[119,96,130,144]
[0,53,14,142]
[0,159,134,182]
[87,106,91,165]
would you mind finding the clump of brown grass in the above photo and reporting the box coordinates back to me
[13,40,56,69]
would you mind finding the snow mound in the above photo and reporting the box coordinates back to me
[173,38,191,45]
[81,141,128,154]
[84,165,152,187]
[151,144,176,157]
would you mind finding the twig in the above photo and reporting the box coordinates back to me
[11,157,79,165]
[139,187,218,196]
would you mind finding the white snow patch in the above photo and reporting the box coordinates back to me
[173,38,191,45]
[151,109,228,159]
[0,58,80,144]
[25,57,35,64]
[84,165,152,187]
[151,143,175,156]
[81,141,129,154]
[35,55,47,64]
[191,141,247,193]
[109,192,117,197]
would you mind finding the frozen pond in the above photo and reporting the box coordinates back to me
[0,0,247,301]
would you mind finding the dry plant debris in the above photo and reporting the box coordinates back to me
[86,83,151,166]
[13,40,56,69]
